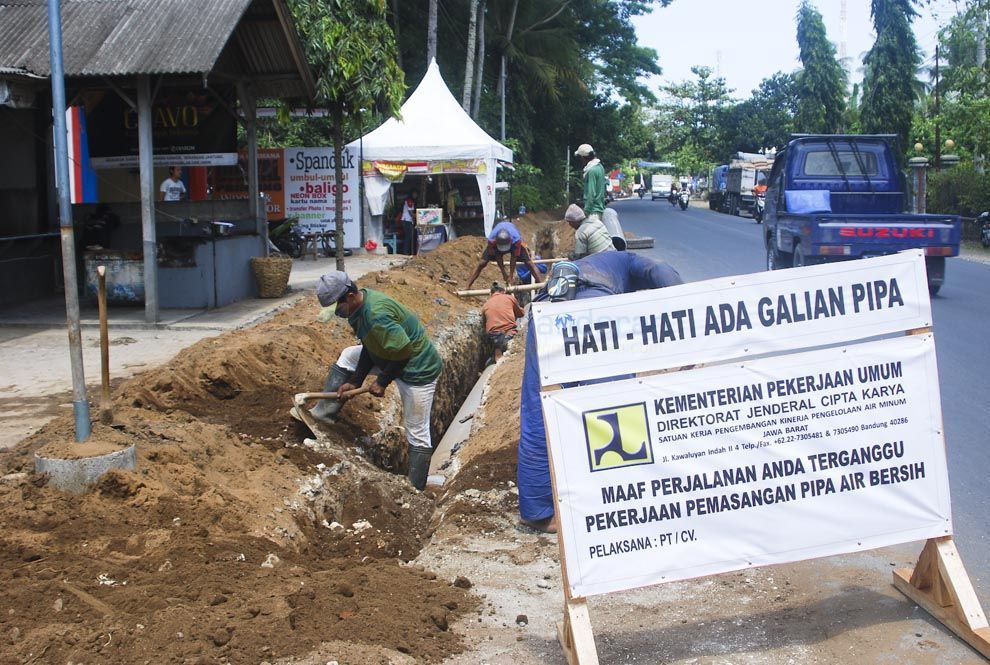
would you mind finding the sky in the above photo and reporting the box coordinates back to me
[631,0,965,100]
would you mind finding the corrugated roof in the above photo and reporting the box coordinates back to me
[0,0,314,97]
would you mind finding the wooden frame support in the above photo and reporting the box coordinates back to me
[556,597,600,665]
[893,536,990,659]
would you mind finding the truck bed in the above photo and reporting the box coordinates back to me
[775,212,961,258]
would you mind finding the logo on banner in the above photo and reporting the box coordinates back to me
[582,403,653,472]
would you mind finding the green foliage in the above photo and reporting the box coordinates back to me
[794,1,847,133]
[290,0,406,119]
[652,66,732,168]
[288,0,405,267]
[861,0,921,160]
[928,165,990,217]
[717,73,799,155]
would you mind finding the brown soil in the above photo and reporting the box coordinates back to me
[0,213,566,665]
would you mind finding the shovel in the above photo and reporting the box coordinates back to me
[291,386,371,438]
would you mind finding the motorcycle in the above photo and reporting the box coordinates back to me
[267,217,304,258]
[753,192,766,223]
[668,190,679,207]
[980,211,990,248]
[678,189,690,210]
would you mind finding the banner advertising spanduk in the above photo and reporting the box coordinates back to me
[541,334,951,598]
[532,251,932,386]
[283,147,360,238]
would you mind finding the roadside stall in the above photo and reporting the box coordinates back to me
[347,59,512,254]
[0,0,315,320]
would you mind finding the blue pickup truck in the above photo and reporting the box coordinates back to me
[764,134,961,295]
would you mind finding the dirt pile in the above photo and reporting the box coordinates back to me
[0,215,567,665]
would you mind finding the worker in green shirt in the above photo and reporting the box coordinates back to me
[575,143,607,222]
[310,271,444,490]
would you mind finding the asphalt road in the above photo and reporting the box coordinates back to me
[611,196,990,606]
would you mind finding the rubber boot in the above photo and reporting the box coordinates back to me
[310,364,350,421]
[407,445,433,491]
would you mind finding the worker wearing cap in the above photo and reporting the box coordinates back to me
[516,252,684,533]
[465,219,543,289]
[312,271,444,490]
[574,144,607,222]
[564,203,615,259]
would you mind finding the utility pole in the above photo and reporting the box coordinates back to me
[47,0,91,441]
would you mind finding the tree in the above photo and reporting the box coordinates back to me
[654,66,732,165]
[794,1,847,134]
[289,0,406,269]
[717,73,799,156]
[860,0,921,159]
[463,0,480,111]
[427,0,438,63]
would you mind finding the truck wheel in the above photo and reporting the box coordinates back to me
[731,196,740,216]
[766,243,789,271]
[926,256,945,297]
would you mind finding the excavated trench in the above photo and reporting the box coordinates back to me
[0,215,567,665]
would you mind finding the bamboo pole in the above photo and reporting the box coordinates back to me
[532,257,566,264]
[456,282,545,297]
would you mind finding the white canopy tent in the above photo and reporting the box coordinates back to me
[348,59,512,240]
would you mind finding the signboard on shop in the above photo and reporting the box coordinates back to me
[86,88,238,168]
[283,147,360,238]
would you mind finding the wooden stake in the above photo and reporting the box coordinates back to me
[543,391,601,664]
[96,266,112,425]
[557,598,600,665]
[893,536,990,659]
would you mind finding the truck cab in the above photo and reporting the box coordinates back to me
[764,135,961,295]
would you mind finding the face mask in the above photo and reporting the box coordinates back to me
[546,261,580,302]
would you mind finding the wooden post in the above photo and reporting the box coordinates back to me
[542,389,601,665]
[893,537,990,658]
[96,266,112,425]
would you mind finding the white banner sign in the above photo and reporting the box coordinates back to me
[542,334,951,598]
[532,251,932,386]
[283,147,360,238]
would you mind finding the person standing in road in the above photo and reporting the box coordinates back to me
[159,166,187,202]
[313,271,444,490]
[574,144,606,222]
[564,203,615,259]
[481,283,525,363]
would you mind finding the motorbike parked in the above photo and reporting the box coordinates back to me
[268,217,304,258]
[980,211,990,248]
[678,189,690,210]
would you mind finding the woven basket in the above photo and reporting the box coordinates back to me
[250,256,293,298]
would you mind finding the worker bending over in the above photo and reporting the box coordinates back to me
[481,283,525,362]
[465,219,543,289]
[517,252,684,533]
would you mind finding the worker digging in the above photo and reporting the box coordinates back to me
[291,270,445,491]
